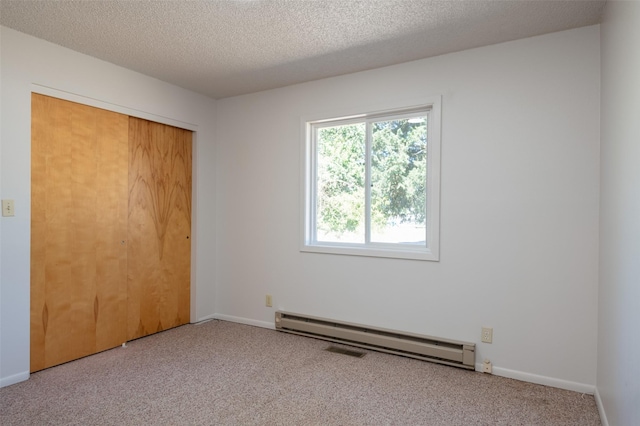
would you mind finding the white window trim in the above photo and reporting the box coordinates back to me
[300,96,441,261]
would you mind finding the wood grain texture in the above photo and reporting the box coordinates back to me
[94,107,129,352]
[31,94,129,372]
[127,117,191,340]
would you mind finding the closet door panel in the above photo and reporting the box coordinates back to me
[31,94,48,370]
[94,110,129,352]
[30,94,129,371]
[127,117,191,340]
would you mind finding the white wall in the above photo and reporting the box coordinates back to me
[0,27,217,387]
[216,26,601,391]
[598,1,640,425]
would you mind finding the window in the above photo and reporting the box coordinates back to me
[301,97,441,261]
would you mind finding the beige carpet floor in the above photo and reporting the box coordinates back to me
[0,320,600,425]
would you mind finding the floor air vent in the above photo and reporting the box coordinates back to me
[325,346,366,358]
[276,311,475,370]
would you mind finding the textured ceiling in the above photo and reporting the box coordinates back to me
[0,0,605,99]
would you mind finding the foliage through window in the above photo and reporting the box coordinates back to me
[302,100,441,261]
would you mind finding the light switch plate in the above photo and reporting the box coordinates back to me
[2,199,15,217]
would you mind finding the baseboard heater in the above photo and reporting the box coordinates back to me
[275,311,475,370]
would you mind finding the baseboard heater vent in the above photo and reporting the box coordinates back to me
[275,311,475,370]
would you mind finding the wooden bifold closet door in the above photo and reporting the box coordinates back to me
[127,117,192,340]
[31,94,191,372]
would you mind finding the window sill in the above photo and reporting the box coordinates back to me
[301,243,439,261]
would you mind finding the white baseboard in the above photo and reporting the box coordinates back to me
[218,313,597,397]
[213,313,275,330]
[194,314,217,324]
[0,371,29,388]
[474,363,595,394]
[594,387,609,426]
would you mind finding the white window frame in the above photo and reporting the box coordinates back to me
[301,96,441,261]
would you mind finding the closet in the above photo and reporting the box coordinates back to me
[30,94,192,372]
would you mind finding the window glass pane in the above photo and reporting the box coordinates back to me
[370,116,427,244]
[316,123,366,243]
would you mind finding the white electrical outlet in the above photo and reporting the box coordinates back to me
[481,327,493,343]
[265,294,272,307]
[482,359,492,374]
